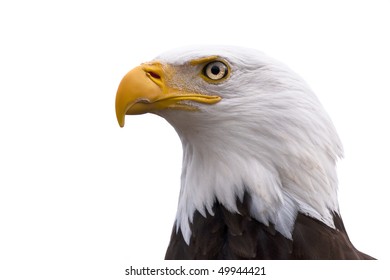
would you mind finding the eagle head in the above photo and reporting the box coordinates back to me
[116,46,343,244]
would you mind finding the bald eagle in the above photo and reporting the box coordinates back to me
[115,46,374,260]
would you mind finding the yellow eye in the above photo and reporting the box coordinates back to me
[203,61,228,80]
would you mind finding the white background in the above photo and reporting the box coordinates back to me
[1,0,389,279]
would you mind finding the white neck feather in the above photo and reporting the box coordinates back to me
[164,103,342,244]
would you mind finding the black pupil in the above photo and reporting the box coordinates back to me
[211,65,220,75]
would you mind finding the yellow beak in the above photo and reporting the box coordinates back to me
[115,62,221,127]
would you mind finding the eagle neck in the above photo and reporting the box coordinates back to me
[164,111,341,245]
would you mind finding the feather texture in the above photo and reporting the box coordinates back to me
[165,193,374,260]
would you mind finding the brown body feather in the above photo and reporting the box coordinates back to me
[165,193,374,260]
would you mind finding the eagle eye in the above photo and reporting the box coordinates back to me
[203,61,229,81]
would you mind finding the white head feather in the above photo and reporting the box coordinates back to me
[155,46,343,244]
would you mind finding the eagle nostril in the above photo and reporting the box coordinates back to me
[148,71,161,80]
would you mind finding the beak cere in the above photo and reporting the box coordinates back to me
[115,62,222,127]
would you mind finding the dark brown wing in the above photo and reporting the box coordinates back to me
[292,213,374,259]
[165,193,374,260]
